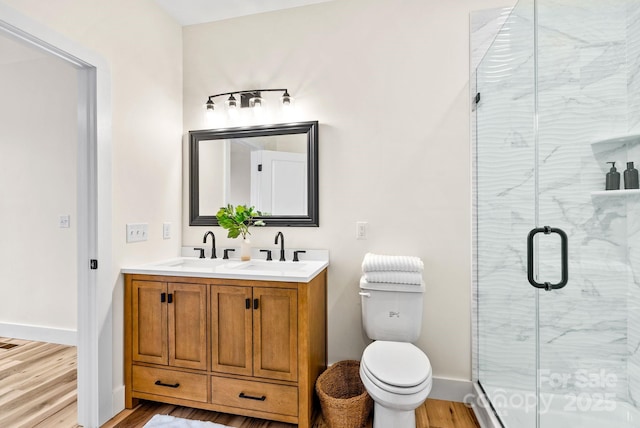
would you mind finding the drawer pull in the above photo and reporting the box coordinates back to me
[239,392,266,401]
[155,380,180,388]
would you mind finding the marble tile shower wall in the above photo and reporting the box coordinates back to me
[476,0,640,405]
[627,0,640,408]
[536,0,629,401]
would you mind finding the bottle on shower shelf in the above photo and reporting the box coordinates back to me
[624,162,639,189]
[606,162,620,190]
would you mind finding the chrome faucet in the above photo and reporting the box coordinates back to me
[203,231,217,259]
[275,231,285,261]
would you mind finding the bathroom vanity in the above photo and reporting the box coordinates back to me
[122,255,328,428]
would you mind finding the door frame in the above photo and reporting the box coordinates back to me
[0,4,112,427]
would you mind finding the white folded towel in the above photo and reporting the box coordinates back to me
[363,271,423,285]
[360,276,426,291]
[361,253,424,273]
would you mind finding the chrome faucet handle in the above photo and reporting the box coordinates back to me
[260,249,273,261]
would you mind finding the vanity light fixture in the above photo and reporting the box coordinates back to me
[204,88,293,115]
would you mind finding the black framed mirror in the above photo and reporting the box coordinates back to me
[189,121,319,227]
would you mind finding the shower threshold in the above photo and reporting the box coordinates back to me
[472,383,639,428]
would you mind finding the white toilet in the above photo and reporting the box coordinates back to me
[359,279,432,428]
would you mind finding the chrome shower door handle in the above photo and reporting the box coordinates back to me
[527,226,568,291]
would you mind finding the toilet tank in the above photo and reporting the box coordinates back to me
[359,278,425,342]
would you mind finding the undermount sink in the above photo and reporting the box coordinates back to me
[158,258,227,268]
[228,260,308,272]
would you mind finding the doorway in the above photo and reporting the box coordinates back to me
[0,5,110,427]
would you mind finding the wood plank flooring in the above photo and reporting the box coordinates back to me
[0,337,78,428]
[102,398,479,428]
[0,338,479,428]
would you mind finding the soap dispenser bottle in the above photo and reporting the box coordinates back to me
[606,162,620,190]
[624,161,639,189]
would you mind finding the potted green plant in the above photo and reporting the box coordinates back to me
[216,204,265,260]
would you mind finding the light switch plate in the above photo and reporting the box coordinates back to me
[126,223,148,243]
[163,222,171,240]
[356,221,368,240]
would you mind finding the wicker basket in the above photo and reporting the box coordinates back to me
[315,360,373,428]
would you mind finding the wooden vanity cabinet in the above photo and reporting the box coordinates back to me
[131,280,207,370]
[124,270,327,428]
[211,285,297,381]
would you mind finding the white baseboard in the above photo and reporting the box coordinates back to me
[430,377,474,402]
[0,322,76,346]
[112,385,125,416]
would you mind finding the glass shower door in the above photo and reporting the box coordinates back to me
[475,1,537,427]
[535,0,636,426]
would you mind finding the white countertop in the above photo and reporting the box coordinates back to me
[121,249,329,283]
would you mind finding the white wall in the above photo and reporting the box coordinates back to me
[0,0,183,421]
[183,0,516,382]
[0,37,78,338]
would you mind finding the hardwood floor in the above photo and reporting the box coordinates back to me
[0,337,78,428]
[0,338,479,428]
[102,399,480,428]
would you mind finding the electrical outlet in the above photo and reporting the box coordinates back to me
[126,223,149,243]
[163,222,171,240]
[356,221,368,240]
[59,215,70,228]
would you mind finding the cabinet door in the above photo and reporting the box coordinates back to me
[253,287,298,381]
[168,283,208,370]
[132,280,167,365]
[211,285,253,376]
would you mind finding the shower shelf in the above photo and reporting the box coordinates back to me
[591,189,640,197]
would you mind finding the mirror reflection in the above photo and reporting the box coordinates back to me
[189,121,318,227]
[199,133,307,215]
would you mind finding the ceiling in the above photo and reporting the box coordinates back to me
[154,0,335,26]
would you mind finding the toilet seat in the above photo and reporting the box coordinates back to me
[361,341,431,395]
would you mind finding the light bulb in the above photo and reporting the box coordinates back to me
[250,96,263,110]
[281,90,292,105]
[226,94,237,109]
[281,91,295,114]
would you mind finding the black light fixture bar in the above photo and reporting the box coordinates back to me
[205,88,290,110]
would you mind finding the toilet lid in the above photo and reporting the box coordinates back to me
[362,341,431,388]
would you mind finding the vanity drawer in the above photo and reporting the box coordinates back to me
[211,376,298,416]
[133,365,207,402]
